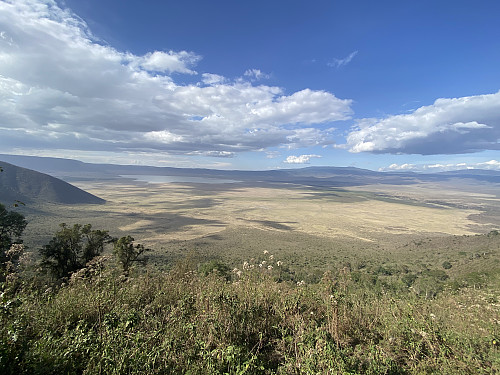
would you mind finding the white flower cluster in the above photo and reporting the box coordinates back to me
[6,243,24,259]
[242,261,255,271]
[232,268,243,278]
[239,251,284,275]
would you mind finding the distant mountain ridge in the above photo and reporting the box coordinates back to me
[0,154,499,186]
[0,161,105,204]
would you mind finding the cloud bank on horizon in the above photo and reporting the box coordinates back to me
[380,159,500,173]
[0,0,499,170]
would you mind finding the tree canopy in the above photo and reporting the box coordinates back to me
[39,223,112,280]
[113,235,149,276]
[0,202,27,280]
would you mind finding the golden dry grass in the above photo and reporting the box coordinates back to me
[69,179,497,248]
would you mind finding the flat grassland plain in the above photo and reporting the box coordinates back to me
[11,173,500,373]
[22,175,500,279]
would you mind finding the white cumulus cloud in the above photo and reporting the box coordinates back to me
[345,91,500,155]
[201,73,227,85]
[283,154,322,164]
[382,163,417,171]
[244,69,270,81]
[137,50,200,74]
[0,0,353,158]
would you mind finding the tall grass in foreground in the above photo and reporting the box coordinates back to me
[1,257,499,374]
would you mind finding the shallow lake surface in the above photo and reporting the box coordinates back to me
[121,175,241,184]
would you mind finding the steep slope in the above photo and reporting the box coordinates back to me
[0,162,105,204]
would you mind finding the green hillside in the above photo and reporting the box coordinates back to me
[0,162,105,205]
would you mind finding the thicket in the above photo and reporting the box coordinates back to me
[0,202,27,281]
[39,223,112,280]
[0,203,499,374]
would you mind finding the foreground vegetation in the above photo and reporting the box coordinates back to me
[1,249,499,373]
[1,198,499,374]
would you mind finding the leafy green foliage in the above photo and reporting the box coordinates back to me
[442,261,452,269]
[80,224,111,263]
[0,203,27,281]
[1,262,499,374]
[0,204,26,252]
[198,259,231,279]
[113,235,149,276]
[39,223,111,280]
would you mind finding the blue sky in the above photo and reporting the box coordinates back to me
[0,0,499,171]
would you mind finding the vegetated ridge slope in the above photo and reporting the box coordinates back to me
[0,161,105,204]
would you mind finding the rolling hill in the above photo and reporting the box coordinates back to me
[1,153,499,187]
[0,161,105,205]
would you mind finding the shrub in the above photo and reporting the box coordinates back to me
[442,261,452,269]
[0,203,27,281]
[113,235,149,276]
[198,260,231,280]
